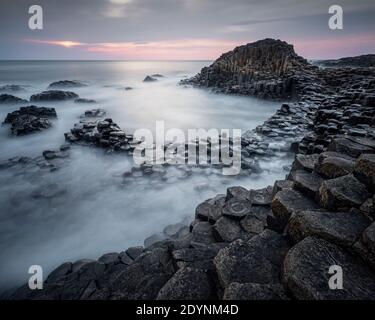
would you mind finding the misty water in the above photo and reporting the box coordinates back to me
[0,61,291,291]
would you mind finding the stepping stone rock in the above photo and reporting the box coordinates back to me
[272,179,294,197]
[226,186,249,201]
[214,230,289,288]
[319,174,370,210]
[0,94,28,104]
[287,209,370,247]
[30,90,79,101]
[315,155,354,179]
[222,198,252,219]
[329,137,375,158]
[271,189,318,228]
[283,236,375,299]
[157,267,215,300]
[223,282,288,300]
[248,186,273,206]
[213,216,250,242]
[195,196,225,223]
[354,153,375,191]
[48,80,87,88]
[290,170,323,199]
[293,153,319,172]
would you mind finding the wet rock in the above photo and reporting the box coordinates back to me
[195,196,225,223]
[329,137,375,158]
[30,90,79,101]
[287,209,370,247]
[248,186,273,206]
[157,267,215,300]
[354,153,375,191]
[271,189,318,228]
[98,252,120,265]
[75,98,96,103]
[223,283,288,300]
[5,114,53,135]
[109,248,174,300]
[0,84,26,92]
[240,206,270,234]
[222,198,252,219]
[293,154,319,172]
[190,221,216,244]
[319,174,370,210]
[290,170,323,199]
[225,186,249,201]
[48,80,87,88]
[315,154,354,179]
[143,76,158,82]
[213,217,249,242]
[126,246,144,260]
[0,94,28,104]
[283,236,375,299]
[214,230,289,288]
[272,180,294,196]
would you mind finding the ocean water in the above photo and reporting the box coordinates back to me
[0,61,291,291]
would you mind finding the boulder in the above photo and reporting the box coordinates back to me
[222,198,252,219]
[0,94,28,104]
[283,236,375,299]
[48,80,87,88]
[30,90,79,101]
[289,170,323,199]
[248,186,273,205]
[354,153,375,191]
[293,153,319,172]
[271,189,318,228]
[213,216,249,242]
[319,174,370,210]
[328,137,375,158]
[315,155,354,179]
[225,186,249,201]
[143,76,158,82]
[156,267,215,300]
[223,282,288,300]
[214,230,289,288]
[287,209,370,247]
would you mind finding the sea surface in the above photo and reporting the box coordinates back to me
[0,61,291,291]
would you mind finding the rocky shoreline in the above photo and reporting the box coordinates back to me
[5,39,375,300]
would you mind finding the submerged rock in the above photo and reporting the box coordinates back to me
[3,105,57,135]
[30,90,79,101]
[0,94,28,104]
[143,76,158,82]
[48,80,87,89]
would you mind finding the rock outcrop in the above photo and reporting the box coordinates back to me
[0,94,28,104]
[30,90,79,101]
[3,105,57,135]
[181,38,319,99]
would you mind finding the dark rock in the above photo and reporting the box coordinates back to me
[156,267,215,300]
[329,137,375,158]
[290,170,323,199]
[293,154,319,172]
[283,236,375,299]
[223,282,288,300]
[143,76,158,82]
[225,186,249,201]
[315,153,354,179]
[126,246,144,260]
[248,186,273,206]
[98,252,120,265]
[0,94,28,104]
[0,84,26,92]
[354,153,375,191]
[214,230,289,288]
[287,209,370,247]
[75,98,96,104]
[48,80,87,88]
[30,90,79,101]
[222,198,252,219]
[271,189,318,228]
[213,217,249,242]
[3,106,57,135]
[319,174,370,210]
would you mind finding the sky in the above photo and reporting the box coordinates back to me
[0,0,374,60]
